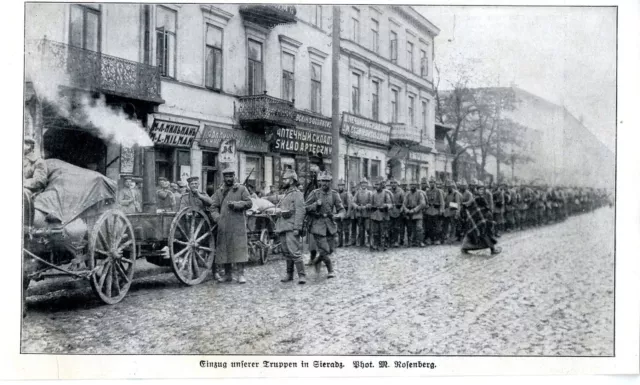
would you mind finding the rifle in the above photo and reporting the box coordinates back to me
[243,167,255,188]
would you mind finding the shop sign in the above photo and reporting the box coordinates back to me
[340,112,390,145]
[200,125,268,153]
[408,151,431,163]
[218,139,237,163]
[149,119,199,147]
[273,127,333,156]
[120,145,135,174]
[295,110,332,132]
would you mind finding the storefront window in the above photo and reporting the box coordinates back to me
[202,151,217,192]
[155,147,173,181]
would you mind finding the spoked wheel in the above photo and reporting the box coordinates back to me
[88,209,136,305]
[169,207,215,285]
[258,228,272,265]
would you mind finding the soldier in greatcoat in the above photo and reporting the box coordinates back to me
[275,169,306,284]
[118,178,142,213]
[304,171,346,278]
[457,179,474,241]
[348,180,358,246]
[425,176,445,245]
[388,177,406,248]
[210,167,253,284]
[369,177,393,251]
[352,178,372,247]
[443,180,462,244]
[403,181,426,247]
[23,135,47,194]
[336,179,352,247]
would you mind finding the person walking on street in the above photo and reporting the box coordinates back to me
[388,177,405,247]
[275,169,306,284]
[403,181,426,247]
[461,182,502,256]
[210,166,253,284]
[443,180,462,244]
[304,171,346,278]
[336,179,352,247]
[352,178,372,247]
[369,177,393,251]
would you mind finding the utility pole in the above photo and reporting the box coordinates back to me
[331,6,341,188]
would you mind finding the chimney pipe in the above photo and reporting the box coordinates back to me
[142,146,157,213]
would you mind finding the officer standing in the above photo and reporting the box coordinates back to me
[425,177,445,245]
[352,178,372,247]
[403,180,426,247]
[275,169,306,284]
[304,171,346,278]
[369,177,393,251]
[388,177,406,248]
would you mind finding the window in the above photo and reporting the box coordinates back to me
[245,156,262,190]
[351,13,360,43]
[363,158,369,179]
[142,5,152,64]
[156,6,176,78]
[407,41,414,72]
[371,160,381,179]
[313,5,322,28]
[205,24,223,90]
[282,52,295,102]
[371,19,379,53]
[348,156,360,184]
[202,151,218,191]
[420,49,428,77]
[70,4,101,51]
[371,80,379,121]
[248,40,264,95]
[408,95,415,126]
[391,89,398,123]
[390,30,398,63]
[422,100,428,133]
[311,63,322,113]
[351,72,361,114]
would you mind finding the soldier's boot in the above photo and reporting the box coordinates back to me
[281,260,295,282]
[294,261,306,284]
[306,250,317,266]
[325,257,335,279]
[218,264,233,283]
[237,263,246,284]
[338,232,344,248]
[313,255,323,275]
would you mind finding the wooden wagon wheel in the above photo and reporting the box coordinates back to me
[169,207,215,285]
[88,209,136,305]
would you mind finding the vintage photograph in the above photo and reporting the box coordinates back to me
[22,3,616,357]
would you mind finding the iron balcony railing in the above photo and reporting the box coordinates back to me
[239,4,297,29]
[27,39,162,103]
[389,123,421,146]
[237,93,296,127]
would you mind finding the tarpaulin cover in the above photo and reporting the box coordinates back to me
[33,159,117,225]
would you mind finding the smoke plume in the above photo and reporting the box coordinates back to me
[25,41,154,147]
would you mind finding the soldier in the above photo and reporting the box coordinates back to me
[461,182,502,256]
[493,183,506,236]
[23,135,47,194]
[403,180,426,247]
[210,167,253,284]
[369,177,393,251]
[457,179,473,241]
[388,177,406,248]
[336,179,352,247]
[275,169,306,284]
[178,176,213,211]
[118,178,142,213]
[348,180,358,247]
[352,178,372,247]
[304,171,346,278]
[504,183,518,232]
[425,177,445,245]
[156,176,176,212]
[443,180,462,244]
[398,179,409,246]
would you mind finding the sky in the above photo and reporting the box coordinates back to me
[417,6,617,152]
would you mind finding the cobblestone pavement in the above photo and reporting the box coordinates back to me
[21,207,614,355]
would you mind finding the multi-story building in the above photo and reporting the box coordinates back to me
[337,6,439,184]
[24,4,439,191]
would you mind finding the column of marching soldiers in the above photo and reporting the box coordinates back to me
[329,176,613,252]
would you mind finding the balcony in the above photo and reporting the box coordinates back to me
[389,123,421,146]
[417,133,435,153]
[237,93,296,131]
[26,39,163,103]
[239,4,297,29]
[435,139,450,154]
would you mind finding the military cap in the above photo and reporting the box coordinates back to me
[410,180,420,186]
[158,176,168,182]
[24,135,36,145]
[469,178,478,186]
[429,176,436,182]
[187,176,199,183]
[373,176,385,185]
[389,177,398,184]
[349,180,357,187]
[283,168,298,181]
[458,179,468,187]
[177,180,188,187]
[445,179,453,187]
[476,180,485,187]
[400,179,408,185]
[221,164,236,174]
[337,178,346,185]
[124,177,133,183]
[317,170,333,181]
[360,177,369,184]
[420,177,428,184]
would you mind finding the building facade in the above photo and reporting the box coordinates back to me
[25,4,440,192]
